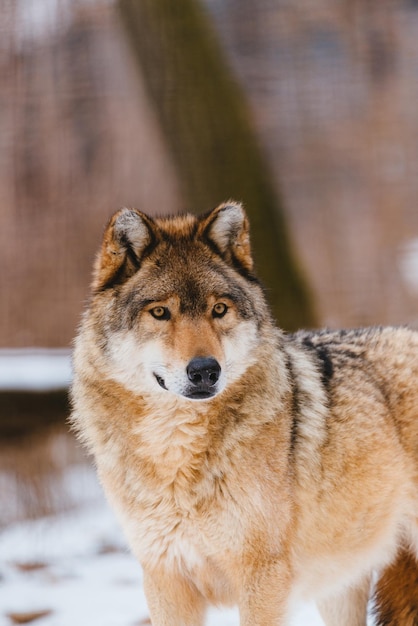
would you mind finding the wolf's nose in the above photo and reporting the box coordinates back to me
[187,357,221,387]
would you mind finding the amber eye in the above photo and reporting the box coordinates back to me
[212,303,228,318]
[150,306,171,320]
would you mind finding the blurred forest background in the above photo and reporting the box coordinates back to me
[2,0,418,525]
[3,0,418,348]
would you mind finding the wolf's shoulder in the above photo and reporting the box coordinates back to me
[284,325,418,388]
[289,325,418,352]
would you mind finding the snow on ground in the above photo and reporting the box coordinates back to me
[0,472,328,626]
[0,350,72,391]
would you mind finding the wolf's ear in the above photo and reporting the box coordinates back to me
[92,208,157,290]
[200,201,253,271]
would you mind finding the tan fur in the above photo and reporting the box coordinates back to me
[71,202,418,625]
[318,576,371,626]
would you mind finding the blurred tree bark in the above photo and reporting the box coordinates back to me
[118,0,317,330]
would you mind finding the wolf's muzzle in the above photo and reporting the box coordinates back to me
[186,357,221,399]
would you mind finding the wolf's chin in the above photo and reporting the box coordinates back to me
[183,390,217,401]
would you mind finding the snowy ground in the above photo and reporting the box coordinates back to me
[0,479,329,626]
[0,349,72,391]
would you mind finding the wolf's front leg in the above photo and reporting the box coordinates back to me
[317,576,371,626]
[143,569,206,626]
[238,561,292,626]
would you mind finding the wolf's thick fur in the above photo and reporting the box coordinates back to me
[71,202,418,625]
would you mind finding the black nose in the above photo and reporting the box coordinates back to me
[187,357,221,388]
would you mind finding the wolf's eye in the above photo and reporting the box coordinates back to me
[212,303,228,318]
[150,306,171,320]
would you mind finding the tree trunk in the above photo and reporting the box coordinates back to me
[117,0,317,330]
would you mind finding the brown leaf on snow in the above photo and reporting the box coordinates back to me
[97,542,124,555]
[11,562,49,573]
[7,610,52,624]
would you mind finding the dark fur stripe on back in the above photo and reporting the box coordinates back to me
[284,352,300,455]
[300,335,334,390]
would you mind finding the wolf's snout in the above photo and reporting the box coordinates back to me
[187,357,221,388]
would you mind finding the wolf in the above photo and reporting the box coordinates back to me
[71,201,418,626]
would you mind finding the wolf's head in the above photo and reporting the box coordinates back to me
[87,202,271,401]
